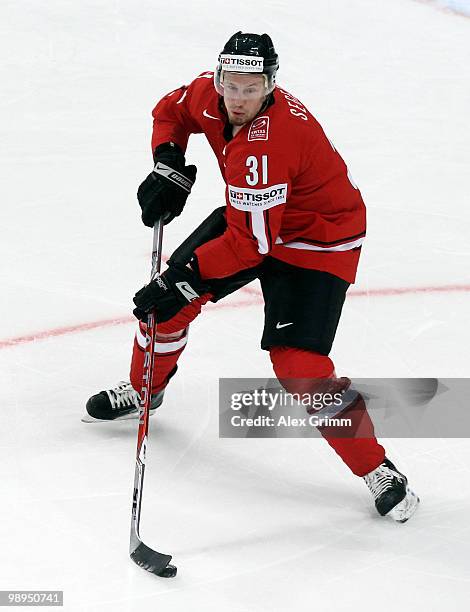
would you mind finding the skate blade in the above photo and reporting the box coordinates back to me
[81,409,157,423]
[388,486,420,523]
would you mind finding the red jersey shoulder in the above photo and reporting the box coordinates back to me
[184,71,225,121]
[275,86,312,122]
[189,71,216,92]
[270,86,326,142]
[158,72,217,113]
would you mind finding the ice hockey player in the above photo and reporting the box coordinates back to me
[85,32,419,522]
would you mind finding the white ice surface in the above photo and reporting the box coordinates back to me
[1,1,469,610]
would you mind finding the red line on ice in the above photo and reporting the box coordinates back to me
[1,283,469,350]
[0,298,258,349]
[348,283,470,297]
[237,282,470,298]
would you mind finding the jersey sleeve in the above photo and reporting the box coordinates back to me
[194,142,293,279]
[151,73,210,153]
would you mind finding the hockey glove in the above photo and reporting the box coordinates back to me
[137,142,197,227]
[133,262,209,322]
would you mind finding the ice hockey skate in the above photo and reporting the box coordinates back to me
[363,458,419,522]
[82,381,164,423]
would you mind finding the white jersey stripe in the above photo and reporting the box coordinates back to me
[275,236,364,252]
[251,210,269,254]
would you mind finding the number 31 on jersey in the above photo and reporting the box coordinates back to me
[246,155,268,186]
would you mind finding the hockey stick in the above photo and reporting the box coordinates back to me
[129,218,177,578]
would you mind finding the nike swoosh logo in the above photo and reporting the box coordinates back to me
[203,109,221,120]
[276,322,294,329]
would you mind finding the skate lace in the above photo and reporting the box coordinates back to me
[107,381,139,411]
[363,464,405,500]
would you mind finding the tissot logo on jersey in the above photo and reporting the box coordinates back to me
[228,184,288,211]
[219,54,264,73]
[248,116,270,141]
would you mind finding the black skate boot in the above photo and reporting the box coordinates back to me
[82,381,164,423]
[363,458,420,522]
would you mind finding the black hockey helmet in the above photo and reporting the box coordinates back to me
[214,31,279,96]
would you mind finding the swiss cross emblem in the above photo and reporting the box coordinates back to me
[248,116,270,141]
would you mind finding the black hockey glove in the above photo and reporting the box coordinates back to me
[133,262,209,322]
[137,142,197,227]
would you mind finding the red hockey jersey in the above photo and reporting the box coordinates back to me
[151,72,366,283]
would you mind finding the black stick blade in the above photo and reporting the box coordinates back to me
[130,542,177,577]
